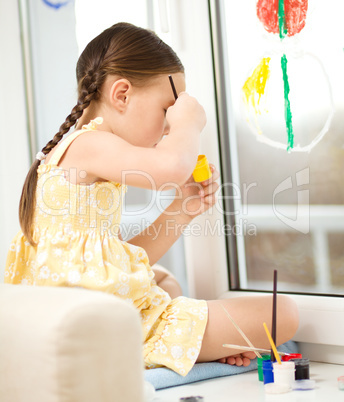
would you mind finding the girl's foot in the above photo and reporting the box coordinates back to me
[217,351,256,367]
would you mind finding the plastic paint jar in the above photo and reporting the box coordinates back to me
[291,358,310,380]
[263,359,274,384]
[192,155,212,182]
[265,383,291,394]
[257,354,271,381]
[273,361,295,388]
[338,376,344,391]
[292,379,316,390]
[282,353,302,362]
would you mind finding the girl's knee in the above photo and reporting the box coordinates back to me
[151,264,182,298]
[276,295,299,342]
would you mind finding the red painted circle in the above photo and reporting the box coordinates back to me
[257,0,308,37]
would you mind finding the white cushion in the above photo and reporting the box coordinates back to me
[0,284,144,402]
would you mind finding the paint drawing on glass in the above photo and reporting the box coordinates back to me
[242,0,335,152]
[42,0,72,10]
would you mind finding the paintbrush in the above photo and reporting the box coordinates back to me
[220,304,262,358]
[222,344,287,356]
[263,322,282,364]
[271,269,277,361]
[168,75,178,100]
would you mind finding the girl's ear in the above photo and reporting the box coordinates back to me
[109,79,131,112]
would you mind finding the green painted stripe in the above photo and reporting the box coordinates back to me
[281,54,294,150]
[278,0,287,38]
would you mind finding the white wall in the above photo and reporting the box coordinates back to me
[0,0,78,280]
[28,0,78,150]
[0,1,30,280]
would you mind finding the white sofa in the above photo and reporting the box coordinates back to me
[0,284,144,402]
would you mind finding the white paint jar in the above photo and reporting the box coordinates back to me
[273,361,295,388]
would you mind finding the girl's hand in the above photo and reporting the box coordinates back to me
[166,92,207,133]
[172,164,220,219]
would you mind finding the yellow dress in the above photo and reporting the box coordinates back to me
[4,118,208,376]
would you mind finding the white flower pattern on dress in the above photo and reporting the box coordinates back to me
[187,347,199,361]
[36,251,48,266]
[38,266,50,279]
[68,270,81,284]
[171,345,184,360]
[51,273,60,282]
[84,251,93,262]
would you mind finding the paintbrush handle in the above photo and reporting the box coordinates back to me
[168,75,178,100]
[263,322,282,364]
[220,304,262,358]
[222,344,287,356]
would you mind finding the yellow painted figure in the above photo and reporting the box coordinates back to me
[242,57,271,133]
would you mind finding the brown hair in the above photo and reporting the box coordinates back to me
[19,22,184,245]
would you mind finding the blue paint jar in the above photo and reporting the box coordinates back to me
[257,354,271,381]
[263,359,274,384]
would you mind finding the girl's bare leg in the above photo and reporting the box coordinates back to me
[197,295,299,366]
[152,264,183,299]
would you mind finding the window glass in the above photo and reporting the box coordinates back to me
[221,0,344,295]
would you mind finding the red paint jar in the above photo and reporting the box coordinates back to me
[282,353,302,362]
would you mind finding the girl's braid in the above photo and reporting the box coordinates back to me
[40,69,105,156]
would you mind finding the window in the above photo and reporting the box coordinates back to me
[211,0,344,296]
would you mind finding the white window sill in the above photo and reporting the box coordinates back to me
[155,362,344,402]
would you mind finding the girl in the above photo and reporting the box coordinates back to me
[5,23,298,376]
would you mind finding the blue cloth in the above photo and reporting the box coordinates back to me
[144,341,298,390]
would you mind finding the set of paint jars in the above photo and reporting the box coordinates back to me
[258,354,313,393]
[258,354,302,383]
[258,354,310,383]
